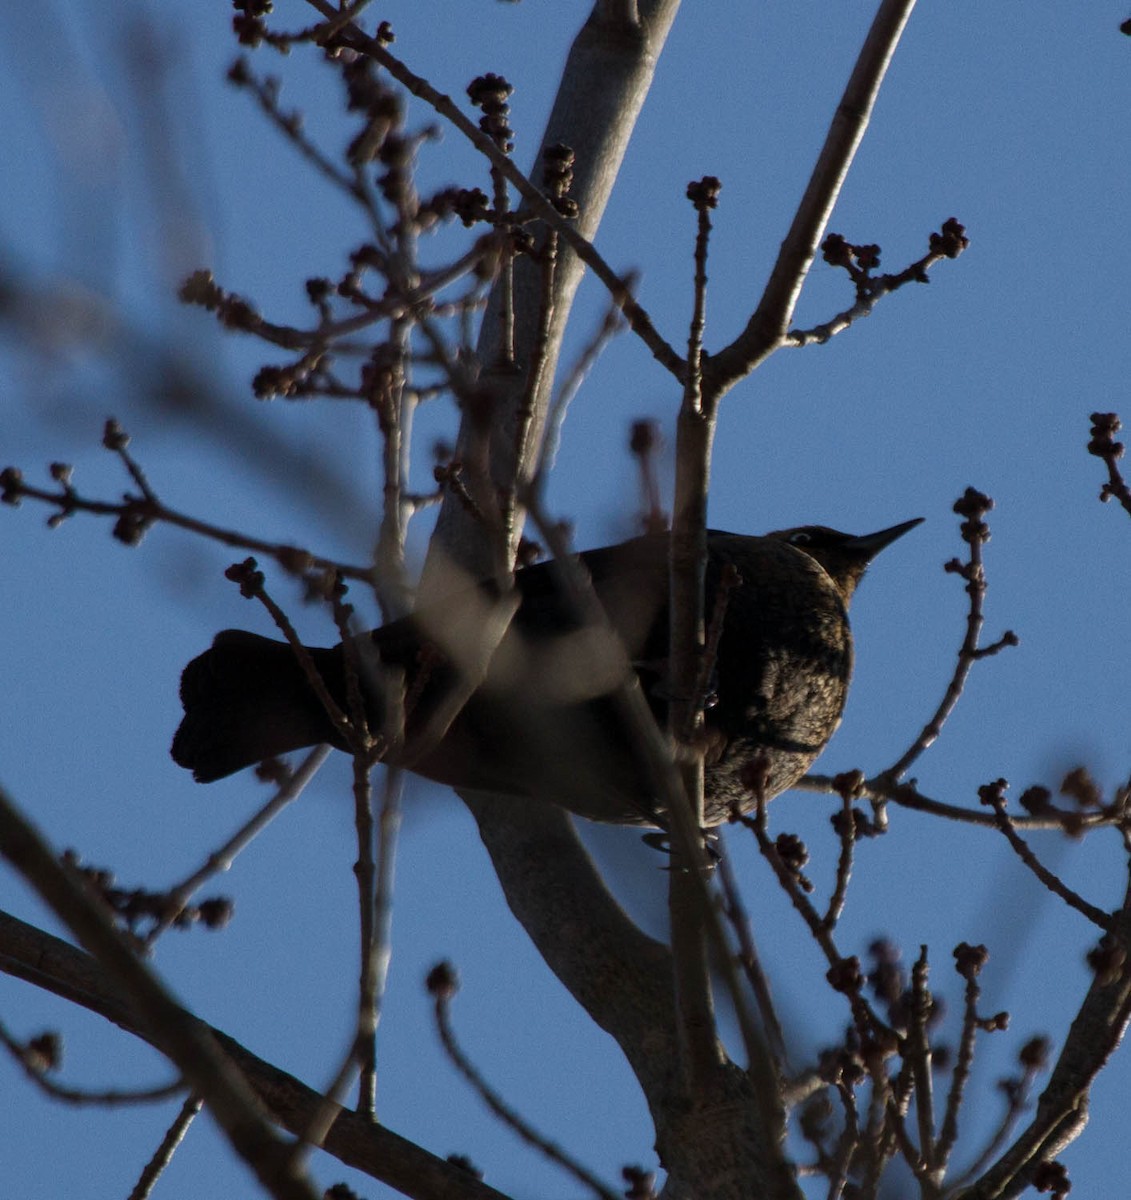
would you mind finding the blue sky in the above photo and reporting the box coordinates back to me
[3,3,1131,1197]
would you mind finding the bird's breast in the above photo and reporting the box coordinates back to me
[701,543,853,821]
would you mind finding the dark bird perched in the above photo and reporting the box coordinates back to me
[172,520,921,827]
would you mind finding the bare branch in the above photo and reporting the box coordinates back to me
[714,845,789,1072]
[880,488,1016,784]
[144,747,331,946]
[427,963,622,1200]
[977,781,1112,931]
[953,888,1131,1199]
[936,948,984,1167]
[0,438,376,585]
[305,0,685,382]
[127,1094,204,1200]
[906,948,938,1177]
[796,774,1124,834]
[0,788,324,1200]
[707,0,919,394]
[0,1017,184,1106]
[0,909,516,1200]
[785,220,969,347]
[1088,411,1131,517]
[948,1036,1051,1191]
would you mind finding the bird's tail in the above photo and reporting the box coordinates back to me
[172,630,345,782]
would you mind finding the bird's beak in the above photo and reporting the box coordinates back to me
[845,517,925,558]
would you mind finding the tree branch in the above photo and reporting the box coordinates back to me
[953,893,1131,1200]
[706,0,918,394]
[0,789,321,1200]
[0,907,514,1200]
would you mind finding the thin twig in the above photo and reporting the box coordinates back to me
[980,788,1111,930]
[0,460,375,584]
[1087,412,1131,517]
[795,774,1119,833]
[315,0,376,43]
[302,0,685,379]
[740,800,888,1046]
[144,746,332,946]
[825,1084,859,1200]
[714,844,789,1071]
[228,560,354,746]
[881,489,1016,783]
[127,1094,203,1200]
[869,1061,912,1196]
[104,420,158,501]
[512,144,578,506]
[823,790,858,931]
[526,292,626,496]
[708,0,920,393]
[946,1058,1043,1190]
[937,958,982,1166]
[233,60,361,199]
[429,967,621,1200]
[785,220,967,348]
[628,419,668,534]
[906,948,937,1176]
[884,1101,928,1187]
[352,749,378,1118]
[683,177,719,417]
[371,768,404,1093]
[0,786,324,1200]
[0,1018,184,1105]
[180,266,413,352]
[286,773,401,1159]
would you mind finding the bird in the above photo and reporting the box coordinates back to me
[172,519,921,827]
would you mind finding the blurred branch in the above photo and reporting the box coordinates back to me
[0,423,376,583]
[953,888,1131,1200]
[426,963,621,1200]
[421,0,683,582]
[0,787,323,1200]
[0,262,378,533]
[666,176,722,1093]
[0,1017,183,1106]
[714,844,789,1070]
[143,747,333,947]
[308,1,685,383]
[128,1094,203,1200]
[947,1037,1051,1191]
[0,907,515,1200]
[978,780,1112,930]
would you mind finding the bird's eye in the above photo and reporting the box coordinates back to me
[788,531,813,546]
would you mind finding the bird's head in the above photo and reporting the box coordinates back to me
[769,518,924,602]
